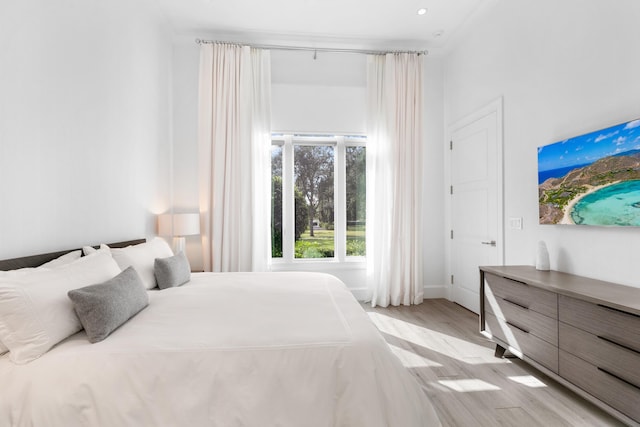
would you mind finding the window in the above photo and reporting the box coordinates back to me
[271,134,366,261]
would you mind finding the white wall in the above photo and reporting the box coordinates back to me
[422,57,446,297]
[0,0,172,259]
[444,0,640,288]
[170,38,202,268]
[271,50,367,134]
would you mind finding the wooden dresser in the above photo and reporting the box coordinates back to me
[479,266,640,426]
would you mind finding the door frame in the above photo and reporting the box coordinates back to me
[445,97,505,304]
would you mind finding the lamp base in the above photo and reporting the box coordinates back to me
[172,237,186,254]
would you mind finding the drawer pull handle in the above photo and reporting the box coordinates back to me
[597,367,640,391]
[597,335,640,355]
[597,304,640,319]
[506,321,529,334]
[504,299,529,310]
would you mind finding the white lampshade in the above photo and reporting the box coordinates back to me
[173,213,201,237]
[158,213,200,237]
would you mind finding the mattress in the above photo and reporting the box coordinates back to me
[0,272,440,426]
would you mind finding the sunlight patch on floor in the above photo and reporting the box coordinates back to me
[507,375,547,388]
[437,379,501,392]
[388,344,443,368]
[367,311,511,365]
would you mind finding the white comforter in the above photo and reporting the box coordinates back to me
[0,272,440,426]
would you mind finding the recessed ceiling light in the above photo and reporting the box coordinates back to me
[417,8,427,16]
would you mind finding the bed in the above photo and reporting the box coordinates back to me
[0,239,441,426]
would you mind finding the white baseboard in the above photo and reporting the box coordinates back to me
[423,285,448,299]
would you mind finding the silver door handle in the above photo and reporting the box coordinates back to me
[481,240,496,246]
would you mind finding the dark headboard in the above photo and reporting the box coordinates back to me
[0,239,146,271]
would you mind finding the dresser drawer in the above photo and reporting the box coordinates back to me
[560,322,640,388]
[484,294,557,346]
[485,311,558,373]
[559,295,640,352]
[560,350,640,422]
[484,273,558,318]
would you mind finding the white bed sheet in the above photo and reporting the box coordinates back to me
[0,272,440,426]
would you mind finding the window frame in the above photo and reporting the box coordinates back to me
[271,133,366,265]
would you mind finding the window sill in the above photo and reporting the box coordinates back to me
[270,258,366,272]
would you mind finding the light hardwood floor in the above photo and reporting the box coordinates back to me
[364,299,625,427]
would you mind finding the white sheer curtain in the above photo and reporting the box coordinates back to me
[366,53,424,307]
[197,43,272,272]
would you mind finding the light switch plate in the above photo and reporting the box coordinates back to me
[509,217,523,230]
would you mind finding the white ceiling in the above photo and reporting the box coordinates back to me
[156,0,494,51]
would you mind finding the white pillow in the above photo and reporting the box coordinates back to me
[0,249,79,356]
[0,252,121,364]
[39,250,82,268]
[110,238,173,290]
[0,250,81,279]
[82,243,111,256]
[0,267,38,278]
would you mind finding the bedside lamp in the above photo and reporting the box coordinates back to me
[158,213,201,253]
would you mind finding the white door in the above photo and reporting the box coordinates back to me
[449,99,503,314]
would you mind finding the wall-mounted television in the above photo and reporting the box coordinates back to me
[538,117,640,226]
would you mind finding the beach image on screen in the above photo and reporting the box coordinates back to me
[538,118,640,226]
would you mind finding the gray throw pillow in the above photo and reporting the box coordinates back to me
[68,267,149,343]
[154,251,191,290]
